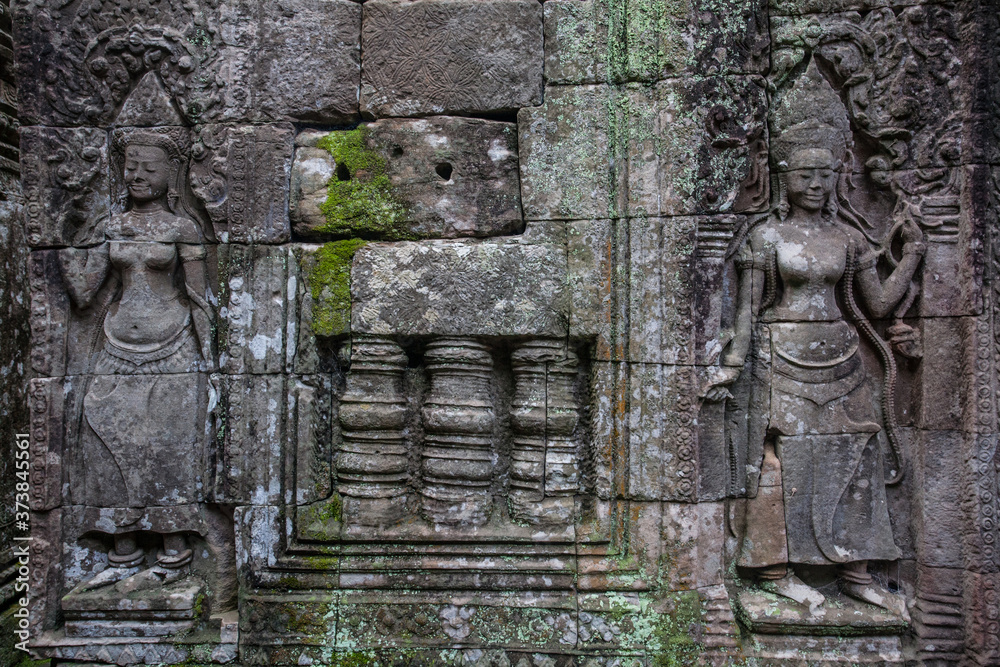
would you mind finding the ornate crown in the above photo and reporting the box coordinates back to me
[770,58,853,171]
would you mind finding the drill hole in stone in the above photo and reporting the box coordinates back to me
[391,145,404,158]
[435,162,453,181]
[336,162,351,182]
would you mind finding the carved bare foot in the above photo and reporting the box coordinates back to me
[116,565,189,594]
[74,564,142,593]
[759,573,826,612]
[841,582,910,622]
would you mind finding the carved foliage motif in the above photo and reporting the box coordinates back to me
[16,0,231,125]
[21,127,108,247]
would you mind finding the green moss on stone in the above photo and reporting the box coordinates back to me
[307,240,367,337]
[316,127,410,240]
[651,591,702,667]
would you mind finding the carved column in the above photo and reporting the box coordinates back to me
[510,339,580,525]
[420,338,495,526]
[337,337,409,526]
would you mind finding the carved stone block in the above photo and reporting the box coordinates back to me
[21,127,109,248]
[361,0,543,117]
[190,124,294,244]
[14,1,255,126]
[291,118,522,241]
[255,0,361,123]
[544,0,768,84]
[509,340,582,526]
[218,244,293,375]
[625,77,769,217]
[351,239,568,338]
[217,374,286,506]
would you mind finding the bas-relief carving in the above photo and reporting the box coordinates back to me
[707,59,923,628]
[49,128,234,637]
[15,0,996,662]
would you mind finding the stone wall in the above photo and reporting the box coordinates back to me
[7,0,1000,664]
[0,0,30,663]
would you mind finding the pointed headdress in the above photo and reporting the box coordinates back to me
[770,58,853,171]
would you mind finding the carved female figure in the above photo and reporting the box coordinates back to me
[61,129,216,593]
[707,62,923,616]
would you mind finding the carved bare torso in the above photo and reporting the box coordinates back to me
[757,221,850,323]
[103,210,201,350]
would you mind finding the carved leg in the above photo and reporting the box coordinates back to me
[738,441,788,569]
[509,341,552,522]
[840,561,910,621]
[337,337,410,526]
[420,338,496,527]
[75,533,144,592]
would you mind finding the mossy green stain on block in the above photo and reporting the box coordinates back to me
[316,127,411,240]
[651,591,703,667]
[307,240,367,337]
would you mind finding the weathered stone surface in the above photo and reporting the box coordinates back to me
[361,0,543,117]
[218,244,293,375]
[255,0,361,123]
[519,79,768,220]
[21,127,109,247]
[190,124,294,244]
[14,0,255,126]
[216,374,286,506]
[544,0,769,83]
[291,118,522,240]
[568,216,740,365]
[351,239,568,337]
[625,77,769,216]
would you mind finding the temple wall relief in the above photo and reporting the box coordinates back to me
[9,0,1000,664]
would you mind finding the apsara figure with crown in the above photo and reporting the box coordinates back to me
[705,59,924,617]
[58,127,221,600]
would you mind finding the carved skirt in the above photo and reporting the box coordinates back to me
[741,321,901,567]
[77,325,208,530]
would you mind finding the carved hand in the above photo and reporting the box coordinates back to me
[702,366,742,402]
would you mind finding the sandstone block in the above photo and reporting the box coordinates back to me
[190,124,294,244]
[519,80,767,220]
[21,127,109,248]
[568,216,741,365]
[255,0,361,123]
[544,0,768,84]
[351,239,568,337]
[361,0,543,117]
[518,85,625,220]
[291,118,522,240]
[218,244,293,375]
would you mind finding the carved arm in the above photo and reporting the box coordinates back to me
[58,243,110,310]
[179,243,217,368]
[853,241,925,319]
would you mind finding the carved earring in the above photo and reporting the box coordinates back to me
[777,177,789,220]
